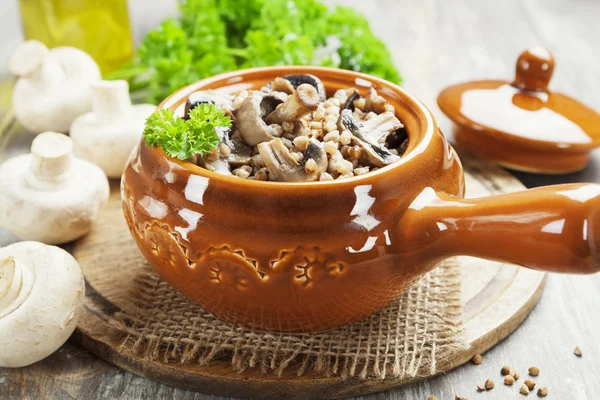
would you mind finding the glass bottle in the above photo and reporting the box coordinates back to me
[18,0,134,75]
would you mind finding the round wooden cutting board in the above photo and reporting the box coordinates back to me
[71,154,546,400]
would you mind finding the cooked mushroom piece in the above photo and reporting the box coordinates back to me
[386,127,409,154]
[236,94,284,146]
[257,138,327,182]
[228,154,253,167]
[263,74,326,101]
[337,109,401,166]
[264,84,320,125]
[364,87,389,114]
[361,111,404,144]
[184,90,234,120]
[270,77,295,94]
[199,156,232,175]
[341,89,360,111]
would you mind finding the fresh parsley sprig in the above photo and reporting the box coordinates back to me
[143,103,231,160]
[108,0,401,104]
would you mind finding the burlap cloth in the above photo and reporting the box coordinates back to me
[111,259,465,380]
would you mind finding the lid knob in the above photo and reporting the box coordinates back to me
[512,47,555,92]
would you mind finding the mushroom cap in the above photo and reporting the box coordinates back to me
[0,241,84,367]
[12,46,101,134]
[236,94,283,147]
[71,104,156,178]
[0,154,109,244]
[8,40,48,77]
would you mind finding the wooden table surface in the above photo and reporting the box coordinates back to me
[1,1,599,399]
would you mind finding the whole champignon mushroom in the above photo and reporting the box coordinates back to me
[0,132,109,244]
[236,93,285,146]
[70,80,156,178]
[257,138,327,182]
[337,109,402,166]
[0,241,84,367]
[263,74,326,101]
[9,40,101,134]
[264,84,320,125]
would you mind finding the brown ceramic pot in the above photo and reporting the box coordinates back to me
[122,66,600,333]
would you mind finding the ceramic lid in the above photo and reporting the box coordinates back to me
[437,47,600,150]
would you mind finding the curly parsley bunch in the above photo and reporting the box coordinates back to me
[110,0,401,103]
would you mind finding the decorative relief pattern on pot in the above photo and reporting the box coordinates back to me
[201,246,266,292]
[142,221,193,270]
[272,247,348,288]
[127,213,351,290]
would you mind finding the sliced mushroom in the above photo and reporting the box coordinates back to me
[264,84,320,125]
[270,77,295,94]
[257,138,327,182]
[198,156,232,176]
[198,125,251,174]
[263,74,326,101]
[364,87,388,114]
[340,89,360,111]
[354,137,399,167]
[361,112,404,144]
[183,90,233,120]
[337,109,401,167]
[385,126,409,155]
[228,154,253,167]
[236,94,285,146]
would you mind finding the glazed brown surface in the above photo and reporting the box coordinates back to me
[122,66,600,333]
[438,47,600,174]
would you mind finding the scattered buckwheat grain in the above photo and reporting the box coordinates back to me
[528,366,540,376]
[504,375,515,385]
[471,354,482,365]
[501,365,511,376]
[574,346,582,357]
[484,379,494,390]
[524,379,536,390]
[537,386,548,397]
[520,384,530,395]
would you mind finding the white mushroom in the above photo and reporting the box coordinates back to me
[0,132,109,244]
[70,80,156,178]
[337,109,402,166]
[0,241,84,368]
[9,40,101,134]
[258,138,327,182]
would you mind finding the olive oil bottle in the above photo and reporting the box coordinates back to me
[18,0,134,75]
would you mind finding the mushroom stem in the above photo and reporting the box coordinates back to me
[91,80,133,121]
[9,40,66,89]
[0,257,34,319]
[27,132,73,189]
[264,84,320,125]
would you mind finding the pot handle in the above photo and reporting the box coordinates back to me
[396,183,600,274]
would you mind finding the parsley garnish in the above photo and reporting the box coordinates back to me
[143,103,231,160]
[108,0,401,104]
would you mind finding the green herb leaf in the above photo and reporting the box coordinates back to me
[142,103,230,160]
[109,0,402,103]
